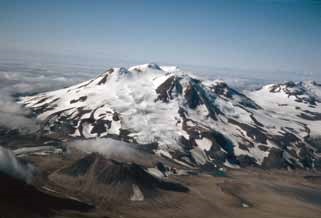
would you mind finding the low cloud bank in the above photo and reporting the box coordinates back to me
[0,60,98,132]
[0,146,35,183]
[68,138,148,163]
[0,91,38,131]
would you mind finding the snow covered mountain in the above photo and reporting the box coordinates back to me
[248,81,321,136]
[20,64,321,170]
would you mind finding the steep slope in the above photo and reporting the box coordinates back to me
[50,153,189,203]
[20,64,321,170]
[0,167,93,218]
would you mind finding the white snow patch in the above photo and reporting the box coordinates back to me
[147,168,164,178]
[195,138,212,151]
[130,184,144,201]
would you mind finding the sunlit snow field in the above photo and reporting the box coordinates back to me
[0,52,320,131]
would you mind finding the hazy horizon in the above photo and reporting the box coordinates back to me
[1,0,321,77]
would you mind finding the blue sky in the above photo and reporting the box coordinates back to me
[0,0,320,74]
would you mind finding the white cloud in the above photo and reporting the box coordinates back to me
[0,146,35,183]
[0,60,98,132]
[69,138,135,158]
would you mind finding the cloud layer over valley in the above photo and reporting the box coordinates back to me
[0,146,35,183]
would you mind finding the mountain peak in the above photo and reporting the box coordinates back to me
[19,65,321,170]
[261,80,321,105]
[129,63,162,72]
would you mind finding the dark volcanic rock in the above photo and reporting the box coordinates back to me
[98,68,114,85]
[70,96,87,104]
[236,155,258,167]
[184,82,202,109]
[156,76,182,102]
[298,110,321,121]
[0,171,93,218]
[56,153,189,201]
[262,148,286,169]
